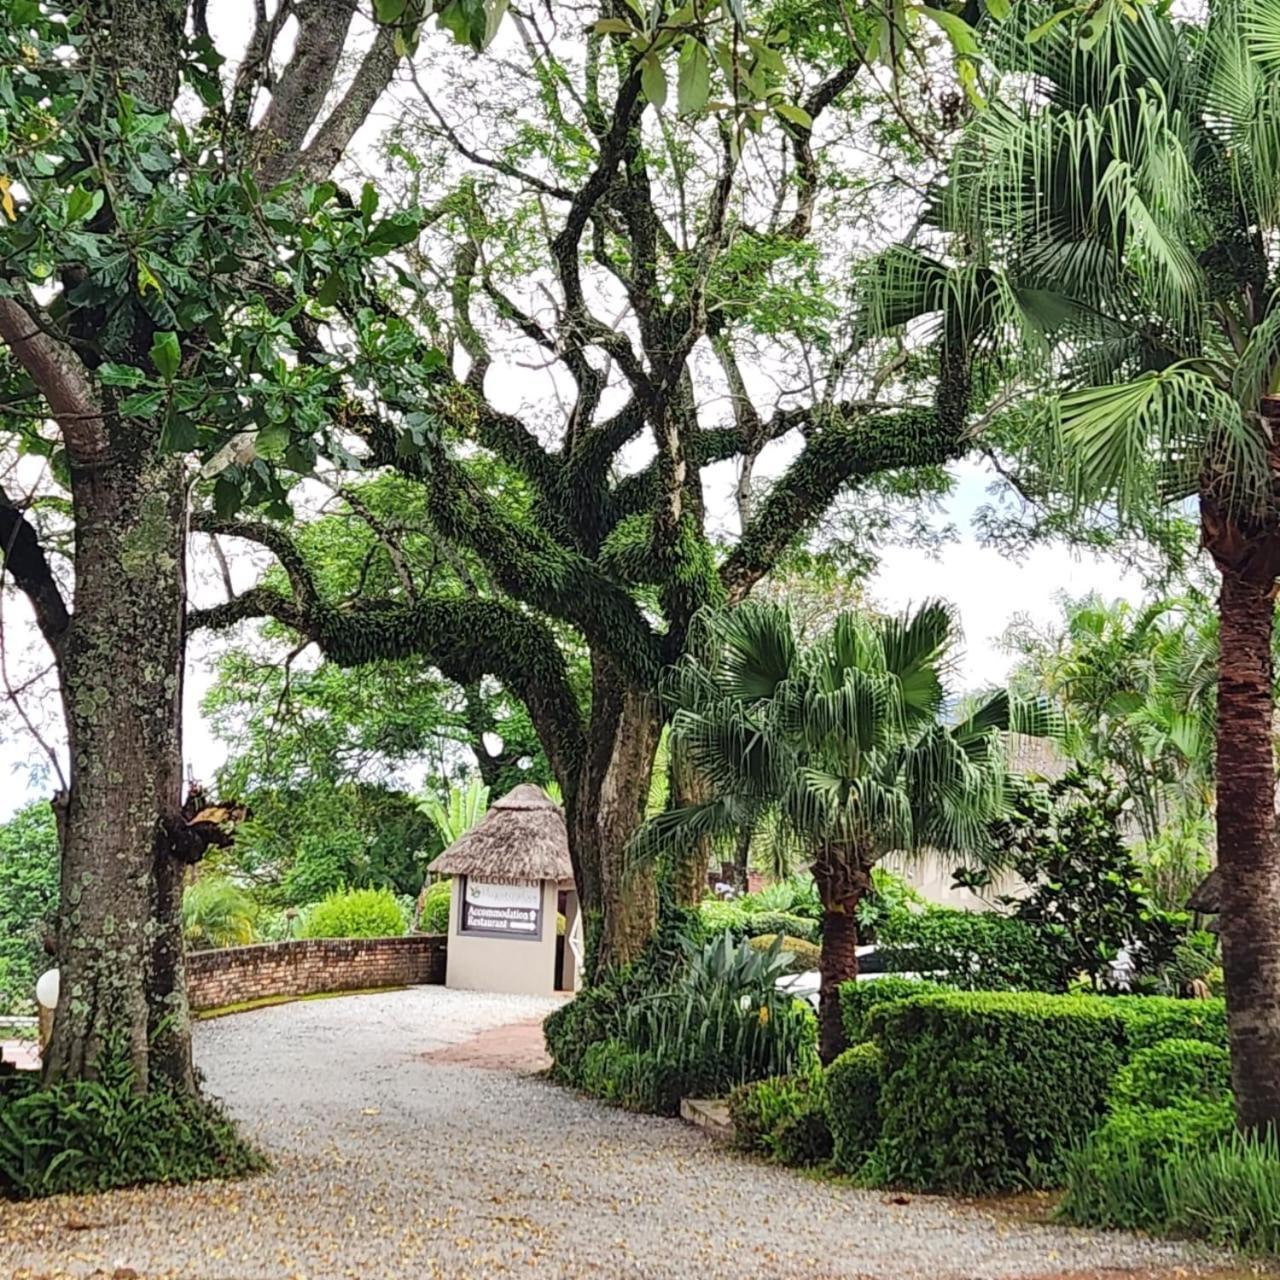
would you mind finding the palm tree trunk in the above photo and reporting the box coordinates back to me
[813,852,870,1064]
[1214,566,1280,1131]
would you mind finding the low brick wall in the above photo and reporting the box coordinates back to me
[186,935,447,1012]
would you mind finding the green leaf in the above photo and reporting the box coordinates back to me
[367,213,421,251]
[774,102,813,130]
[256,423,290,459]
[641,52,667,108]
[159,411,198,453]
[1026,9,1072,41]
[213,474,242,519]
[316,273,342,307]
[677,38,711,115]
[65,186,104,223]
[593,17,636,34]
[149,330,181,383]
[118,389,165,418]
[985,0,1010,19]
[98,362,146,388]
[360,182,378,227]
[374,0,408,20]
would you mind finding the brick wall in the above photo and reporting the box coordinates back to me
[186,935,447,1012]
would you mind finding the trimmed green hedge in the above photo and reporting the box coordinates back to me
[748,934,820,974]
[742,912,819,942]
[869,992,1227,1193]
[826,1041,883,1173]
[728,1072,831,1165]
[1109,1038,1231,1113]
[839,976,951,1046]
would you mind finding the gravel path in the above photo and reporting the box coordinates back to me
[0,986,1248,1280]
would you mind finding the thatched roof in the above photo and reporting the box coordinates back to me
[431,784,573,883]
[1187,867,1221,914]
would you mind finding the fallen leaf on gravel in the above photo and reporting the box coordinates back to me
[62,1217,108,1231]
[882,1195,911,1206]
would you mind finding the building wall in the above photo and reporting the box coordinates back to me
[881,852,1028,912]
[186,935,447,1011]
[445,877,560,996]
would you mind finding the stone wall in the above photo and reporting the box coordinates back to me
[186,935,447,1012]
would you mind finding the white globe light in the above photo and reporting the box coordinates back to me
[35,968,60,1010]
[481,731,504,757]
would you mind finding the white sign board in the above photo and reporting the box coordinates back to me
[460,878,542,939]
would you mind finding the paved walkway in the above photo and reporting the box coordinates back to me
[0,987,1255,1280]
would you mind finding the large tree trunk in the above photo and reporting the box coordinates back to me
[44,449,194,1092]
[668,753,713,906]
[813,851,870,1064]
[1213,565,1280,1130]
[567,659,661,975]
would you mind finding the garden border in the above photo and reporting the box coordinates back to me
[186,935,447,1012]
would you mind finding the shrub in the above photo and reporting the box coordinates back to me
[697,898,750,937]
[729,1074,814,1153]
[0,1060,265,1199]
[0,803,59,1016]
[727,1072,830,1166]
[418,879,452,934]
[1109,1039,1231,1113]
[838,976,952,1046]
[826,1041,883,1173]
[181,876,258,949]
[297,886,407,939]
[1060,1101,1236,1231]
[748,933,820,974]
[869,991,1227,1193]
[877,907,1061,991]
[742,912,819,942]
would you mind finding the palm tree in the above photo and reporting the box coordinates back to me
[633,601,1044,1062]
[867,0,1280,1130]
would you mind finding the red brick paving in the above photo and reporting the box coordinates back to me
[421,1016,551,1073]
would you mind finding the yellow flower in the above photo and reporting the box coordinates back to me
[757,1004,770,1026]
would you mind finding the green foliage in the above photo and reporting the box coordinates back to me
[876,908,1061,991]
[181,876,257,950]
[838,976,952,1046]
[548,924,816,1116]
[219,782,440,907]
[728,1072,831,1166]
[297,887,407,940]
[1060,1101,1238,1232]
[855,867,926,940]
[981,766,1182,990]
[697,898,751,937]
[741,912,819,942]
[0,1059,265,1200]
[1108,1039,1232,1114]
[825,1041,884,1173]
[420,779,489,846]
[1066,1127,1280,1253]
[418,880,453,934]
[869,991,1227,1193]
[0,803,59,1015]
[747,934,820,974]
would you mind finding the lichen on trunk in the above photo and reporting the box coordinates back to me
[45,450,194,1092]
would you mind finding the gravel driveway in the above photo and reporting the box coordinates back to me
[0,986,1245,1280]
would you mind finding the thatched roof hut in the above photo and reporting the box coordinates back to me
[1187,867,1221,915]
[431,784,574,884]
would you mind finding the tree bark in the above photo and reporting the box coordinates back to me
[44,450,194,1091]
[813,851,870,1064]
[1213,566,1280,1131]
[568,659,661,974]
[668,753,713,907]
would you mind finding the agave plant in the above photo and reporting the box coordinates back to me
[633,601,1054,1061]
[419,778,490,848]
[861,0,1280,1127]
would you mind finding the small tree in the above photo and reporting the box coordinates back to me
[633,601,1051,1061]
